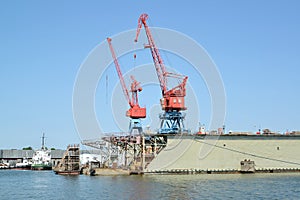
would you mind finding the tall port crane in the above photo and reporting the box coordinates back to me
[134,13,188,134]
[107,37,146,133]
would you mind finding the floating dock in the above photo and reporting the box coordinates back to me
[83,134,300,175]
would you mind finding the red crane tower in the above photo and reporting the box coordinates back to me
[134,13,188,134]
[107,37,146,133]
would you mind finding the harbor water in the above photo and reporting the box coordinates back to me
[0,170,300,199]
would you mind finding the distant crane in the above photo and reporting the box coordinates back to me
[107,37,146,133]
[134,13,188,134]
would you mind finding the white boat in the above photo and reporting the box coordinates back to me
[0,163,9,169]
[31,133,52,170]
[15,157,32,170]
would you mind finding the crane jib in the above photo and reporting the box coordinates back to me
[134,13,188,112]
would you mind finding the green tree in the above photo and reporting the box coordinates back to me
[22,146,33,150]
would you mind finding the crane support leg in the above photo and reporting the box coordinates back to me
[129,118,143,135]
[159,111,187,134]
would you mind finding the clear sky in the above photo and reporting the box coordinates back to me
[1,0,299,149]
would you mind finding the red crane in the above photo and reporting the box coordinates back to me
[134,13,188,112]
[107,37,146,121]
[134,13,188,134]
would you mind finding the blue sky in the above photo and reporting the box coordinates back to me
[0,1,299,149]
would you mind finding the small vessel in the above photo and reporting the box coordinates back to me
[31,133,52,170]
[15,157,32,170]
[53,144,80,175]
[0,163,9,169]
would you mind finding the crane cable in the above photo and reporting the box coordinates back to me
[149,20,184,89]
[133,40,137,71]
[150,18,174,76]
